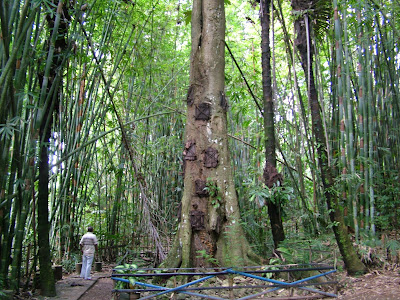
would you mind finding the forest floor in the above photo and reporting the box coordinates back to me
[22,264,399,299]
[336,267,400,299]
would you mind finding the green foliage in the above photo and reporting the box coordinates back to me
[262,264,279,279]
[327,221,340,229]
[374,170,400,231]
[61,253,81,273]
[245,178,294,207]
[114,263,143,289]
[183,10,192,25]
[239,210,272,256]
[386,239,400,257]
[271,237,337,265]
[0,117,22,141]
[196,250,219,266]
[247,183,270,207]
[205,178,222,208]
[357,234,384,266]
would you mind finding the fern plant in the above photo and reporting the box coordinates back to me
[196,249,219,266]
[205,178,222,208]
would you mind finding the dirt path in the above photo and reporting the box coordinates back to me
[79,277,114,300]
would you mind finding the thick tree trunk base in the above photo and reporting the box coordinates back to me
[160,217,262,270]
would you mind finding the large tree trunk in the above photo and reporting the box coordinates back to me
[37,1,70,295]
[37,122,56,296]
[292,0,366,275]
[260,0,285,249]
[161,0,259,268]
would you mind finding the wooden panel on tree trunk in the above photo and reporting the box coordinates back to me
[195,179,209,197]
[190,204,205,231]
[186,85,194,106]
[183,141,197,161]
[204,147,218,168]
[263,161,283,188]
[195,102,211,120]
[220,91,228,111]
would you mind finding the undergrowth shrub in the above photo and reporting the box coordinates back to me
[61,252,81,273]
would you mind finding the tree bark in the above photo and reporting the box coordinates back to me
[161,0,260,268]
[292,1,366,275]
[38,122,56,296]
[36,1,70,295]
[260,0,285,249]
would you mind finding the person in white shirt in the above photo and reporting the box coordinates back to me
[79,226,98,280]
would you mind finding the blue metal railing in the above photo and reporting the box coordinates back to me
[111,264,337,299]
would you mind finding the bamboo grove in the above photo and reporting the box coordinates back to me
[0,0,399,294]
